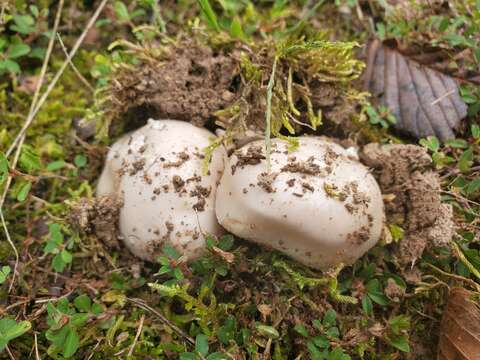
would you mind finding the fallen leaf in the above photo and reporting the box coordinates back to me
[363,39,467,141]
[437,287,480,359]
[257,304,273,319]
[396,44,480,85]
[211,246,235,263]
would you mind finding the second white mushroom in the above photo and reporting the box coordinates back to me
[215,137,385,270]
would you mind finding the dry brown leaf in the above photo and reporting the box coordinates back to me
[395,44,480,85]
[211,246,235,263]
[257,304,273,320]
[437,287,480,360]
[363,39,467,141]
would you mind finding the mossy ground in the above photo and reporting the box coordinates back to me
[0,1,479,359]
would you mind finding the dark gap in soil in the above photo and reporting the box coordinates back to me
[204,117,219,133]
[229,74,242,93]
[120,104,157,133]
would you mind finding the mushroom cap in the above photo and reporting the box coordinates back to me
[97,119,226,261]
[215,137,385,270]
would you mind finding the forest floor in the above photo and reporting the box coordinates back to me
[0,1,479,359]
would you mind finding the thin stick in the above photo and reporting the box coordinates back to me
[127,314,145,357]
[56,33,95,92]
[425,262,480,292]
[5,345,16,360]
[34,332,40,360]
[0,192,19,294]
[127,297,195,346]
[431,88,455,106]
[86,339,102,360]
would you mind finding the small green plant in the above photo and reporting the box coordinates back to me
[365,104,396,129]
[0,266,11,284]
[273,259,357,304]
[419,136,454,168]
[45,295,103,358]
[217,316,250,347]
[180,333,228,359]
[0,152,8,185]
[420,134,479,198]
[150,237,236,336]
[361,278,390,316]
[356,264,394,316]
[0,318,31,350]
[461,84,480,117]
[43,223,73,273]
[0,5,49,74]
[386,315,410,353]
[190,234,235,277]
[156,245,185,284]
[294,309,351,360]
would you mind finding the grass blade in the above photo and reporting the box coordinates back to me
[197,0,220,32]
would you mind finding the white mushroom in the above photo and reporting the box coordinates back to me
[97,119,226,261]
[215,137,385,270]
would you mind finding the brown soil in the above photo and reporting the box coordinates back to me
[111,40,238,127]
[163,151,190,168]
[281,156,327,176]
[257,172,279,193]
[109,37,361,141]
[190,185,212,212]
[232,144,266,174]
[172,175,186,193]
[360,143,454,266]
[69,195,123,249]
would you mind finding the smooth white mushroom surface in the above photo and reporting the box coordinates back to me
[97,119,226,261]
[215,137,385,270]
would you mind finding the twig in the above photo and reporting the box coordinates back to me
[425,262,480,292]
[86,339,102,360]
[286,111,316,130]
[127,297,195,346]
[5,345,16,360]
[56,33,95,92]
[431,88,455,106]
[0,209,18,294]
[34,332,40,360]
[127,314,145,357]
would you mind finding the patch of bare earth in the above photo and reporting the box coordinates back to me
[111,39,239,127]
[69,195,123,249]
[360,143,454,266]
